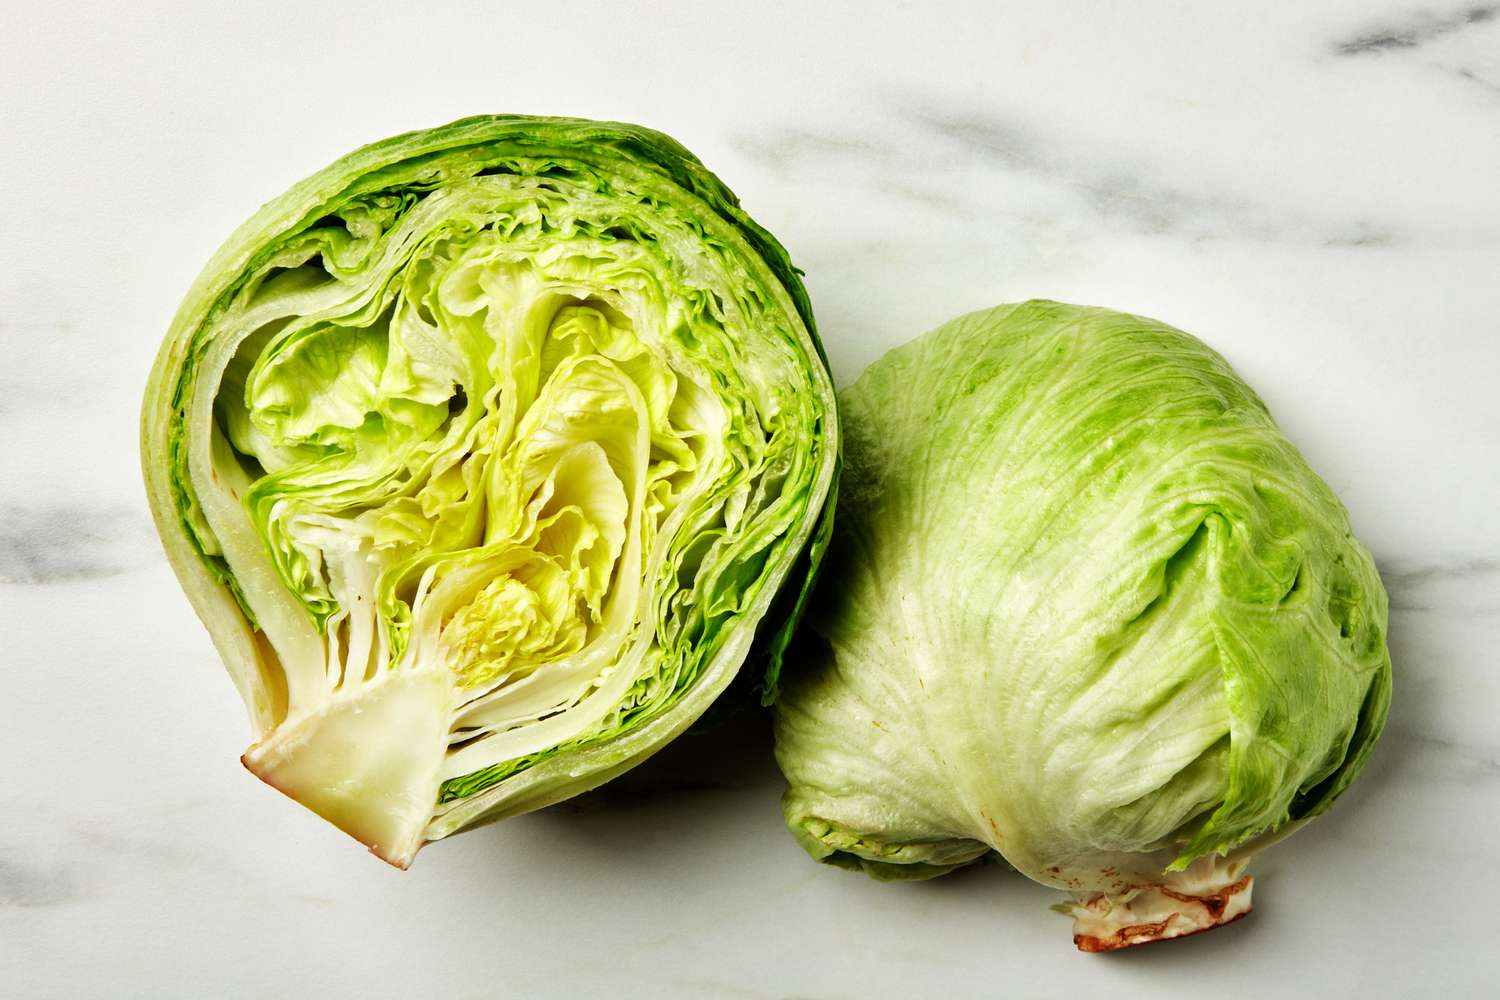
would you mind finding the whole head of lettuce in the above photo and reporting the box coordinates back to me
[141,116,838,867]
[773,301,1389,950]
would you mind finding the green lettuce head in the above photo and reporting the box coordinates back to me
[142,116,838,867]
[773,301,1389,950]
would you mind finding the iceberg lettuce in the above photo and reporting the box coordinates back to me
[142,116,838,867]
[774,301,1388,949]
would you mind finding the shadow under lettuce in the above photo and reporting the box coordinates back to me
[542,707,782,816]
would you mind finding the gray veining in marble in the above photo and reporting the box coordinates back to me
[0,504,157,584]
[1381,557,1500,614]
[1334,3,1500,96]
[1334,4,1496,56]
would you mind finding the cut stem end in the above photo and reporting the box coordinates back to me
[1066,874,1253,952]
[241,667,451,869]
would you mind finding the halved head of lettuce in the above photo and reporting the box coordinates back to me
[142,116,838,867]
[773,301,1389,949]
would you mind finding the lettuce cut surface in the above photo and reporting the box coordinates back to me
[143,116,838,866]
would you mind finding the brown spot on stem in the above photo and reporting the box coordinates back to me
[1076,908,1250,952]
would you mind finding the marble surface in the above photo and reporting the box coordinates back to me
[3,2,1498,996]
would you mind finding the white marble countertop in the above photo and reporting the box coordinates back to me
[3,2,1497,996]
